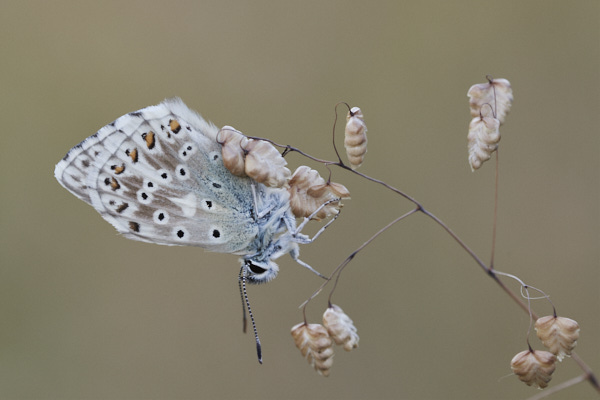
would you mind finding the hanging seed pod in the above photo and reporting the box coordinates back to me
[308,180,351,200]
[291,323,335,377]
[535,316,580,361]
[288,166,348,220]
[218,126,247,176]
[467,116,501,171]
[510,349,556,389]
[323,304,359,351]
[243,139,291,188]
[467,78,513,124]
[343,106,367,169]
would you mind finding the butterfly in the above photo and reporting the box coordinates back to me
[54,98,326,284]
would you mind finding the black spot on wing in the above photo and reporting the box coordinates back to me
[129,221,140,232]
[116,203,129,213]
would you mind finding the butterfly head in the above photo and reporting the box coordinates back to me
[242,258,279,284]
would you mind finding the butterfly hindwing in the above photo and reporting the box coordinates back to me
[55,98,259,252]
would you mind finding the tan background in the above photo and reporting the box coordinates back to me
[1,1,598,399]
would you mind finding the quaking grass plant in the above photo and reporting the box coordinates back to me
[221,76,597,398]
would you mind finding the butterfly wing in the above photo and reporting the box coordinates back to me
[55,98,259,253]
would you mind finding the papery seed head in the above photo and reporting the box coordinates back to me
[323,304,359,351]
[467,78,513,124]
[291,322,335,377]
[308,181,351,200]
[510,349,556,389]
[218,126,247,177]
[535,316,580,361]
[243,139,291,188]
[288,166,347,220]
[467,116,501,171]
[344,107,368,170]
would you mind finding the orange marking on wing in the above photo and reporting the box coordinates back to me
[142,131,156,149]
[126,148,138,163]
[112,164,125,174]
[110,177,120,190]
[169,119,181,134]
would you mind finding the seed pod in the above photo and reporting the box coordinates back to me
[467,116,500,171]
[323,304,359,351]
[467,78,513,124]
[243,139,291,188]
[308,181,351,200]
[510,349,556,389]
[535,316,580,361]
[288,166,348,220]
[344,107,368,169]
[218,126,247,176]
[291,323,335,377]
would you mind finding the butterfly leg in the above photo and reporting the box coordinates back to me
[289,246,328,280]
[292,198,342,244]
[251,183,274,219]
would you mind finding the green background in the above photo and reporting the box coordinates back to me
[1,1,598,399]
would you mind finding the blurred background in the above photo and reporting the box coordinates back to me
[1,1,598,399]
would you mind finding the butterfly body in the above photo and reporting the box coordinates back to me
[55,98,302,283]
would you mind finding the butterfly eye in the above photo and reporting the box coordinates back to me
[244,259,279,283]
[248,262,266,275]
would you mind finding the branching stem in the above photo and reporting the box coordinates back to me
[253,138,598,394]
